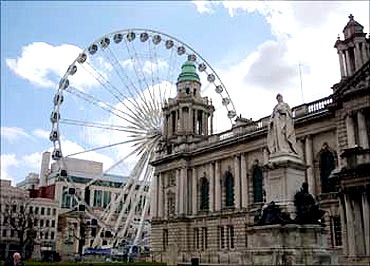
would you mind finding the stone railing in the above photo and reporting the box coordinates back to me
[292,95,333,118]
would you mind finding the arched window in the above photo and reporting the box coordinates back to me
[200,177,209,211]
[253,165,263,203]
[320,148,336,193]
[224,171,234,207]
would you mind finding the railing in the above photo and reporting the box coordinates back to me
[292,95,333,118]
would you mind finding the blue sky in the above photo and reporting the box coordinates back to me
[1,1,369,184]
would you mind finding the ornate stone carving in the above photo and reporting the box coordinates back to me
[267,94,298,155]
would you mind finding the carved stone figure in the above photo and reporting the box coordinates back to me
[294,183,325,224]
[254,201,292,225]
[267,94,298,155]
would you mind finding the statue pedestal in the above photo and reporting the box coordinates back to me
[246,224,337,265]
[265,152,305,218]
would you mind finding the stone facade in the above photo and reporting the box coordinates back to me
[151,15,370,265]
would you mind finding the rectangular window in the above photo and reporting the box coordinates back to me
[93,190,102,207]
[62,186,71,208]
[333,216,342,247]
[34,219,38,227]
[29,206,33,214]
[35,207,39,215]
[201,227,208,250]
[40,220,44,227]
[45,232,49,240]
[51,231,55,240]
[46,220,49,227]
[41,207,45,215]
[53,208,56,216]
[163,229,168,251]
[103,191,111,208]
[194,228,199,250]
[47,208,51,216]
[228,225,235,249]
[51,220,55,227]
[220,226,225,249]
[2,230,7,237]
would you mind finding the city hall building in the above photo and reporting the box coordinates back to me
[150,15,370,265]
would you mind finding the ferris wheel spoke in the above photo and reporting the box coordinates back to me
[99,46,152,121]
[60,118,148,135]
[122,38,157,115]
[81,61,151,125]
[66,86,148,130]
[147,37,164,111]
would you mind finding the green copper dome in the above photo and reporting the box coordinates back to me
[177,60,200,83]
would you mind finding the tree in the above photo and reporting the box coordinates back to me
[1,196,37,258]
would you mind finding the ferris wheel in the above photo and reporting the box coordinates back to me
[49,29,237,249]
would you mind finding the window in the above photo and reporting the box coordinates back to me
[52,208,56,216]
[47,208,51,215]
[45,232,49,240]
[201,227,208,250]
[29,206,33,214]
[40,220,44,227]
[34,219,38,227]
[228,225,235,249]
[200,177,209,211]
[10,230,14,237]
[224,171,234,207]
[220,226,225,249]
[103,191,111,208]
[163,229,168,251]
[93,190,102,207]
[41,207,45,215]
[194,228,200,250]
[51,220,55,227]
[332,216,342,247]
[2,229,7,237]
[51,231,55,240]
[35,207,39,215]
[253,165,263,203]
[320,148,336,193]
[46,220,49,227]
[62,187,71,208]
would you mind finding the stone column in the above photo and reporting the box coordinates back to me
[158,174,164,217]
[263,148,269,165]
[168,112,173,137]
[339,196,348,254]
[215,161,221,211]
[179,168,185,215]
[210,113,213,135]
[234,155,241,209]
[151,174,158,217]
[179,108,183,133]
[357,110,369,149]
[176,169,180,215]
[338,51,345,77]
[345,194,356,255]
[305,135,315,195]
[241,153,248,209]
[209,163,215,212]
[362,42,369,63]
[353,197,366,254]
[345,50,353,76]
[192,168,197,215]
[183,168,188,214]
[354,42,362,70]
[346,114,356,148]
[188,108,192,134]
[362,192,370,255]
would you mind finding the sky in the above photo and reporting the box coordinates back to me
[1,1,369,184]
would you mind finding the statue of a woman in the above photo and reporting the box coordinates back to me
[267,94,297,155]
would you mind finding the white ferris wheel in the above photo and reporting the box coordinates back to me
[49,29,237,250]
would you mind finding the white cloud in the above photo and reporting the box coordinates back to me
[193,1,369,120]
[1,127,34,143]
[32,129,50,140]
[1,154,19,183]
[191,0,217,14]
[6,42,101,90]
[21,152,43,173]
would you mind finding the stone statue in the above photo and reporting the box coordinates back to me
[254,201,292,226]
[294,183,325,224]
[267,94,298,155]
